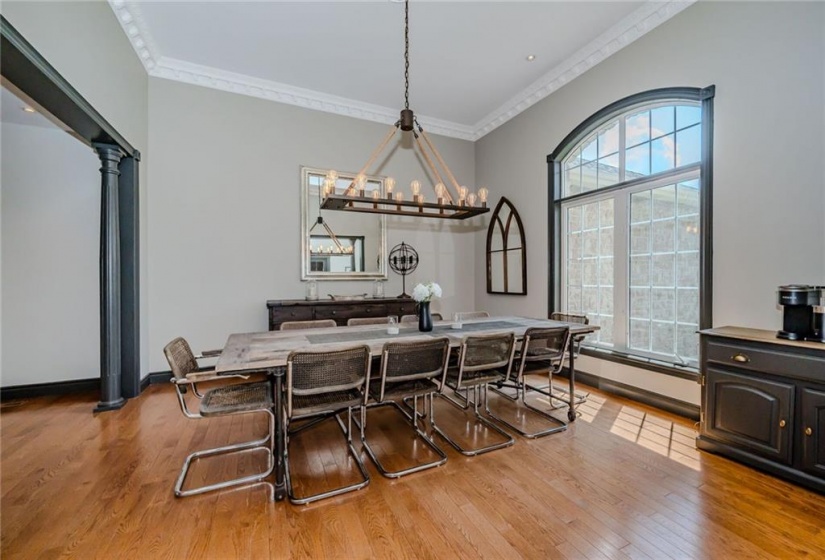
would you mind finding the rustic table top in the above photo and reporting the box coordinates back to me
[216,315,598,374]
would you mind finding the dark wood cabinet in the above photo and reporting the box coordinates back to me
[800,387,825,477]
[266,298,417,330]
[697,327,825,493]
[705,367,793,464]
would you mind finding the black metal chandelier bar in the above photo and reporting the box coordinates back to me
[320,0,490,221]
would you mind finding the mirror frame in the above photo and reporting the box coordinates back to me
[486,196,527,295]
[300,166,387,280]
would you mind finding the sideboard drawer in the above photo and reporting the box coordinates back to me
[705,339,825,383]
[387,301,417,317]
[314,304,386,321]
[269,306,313,328]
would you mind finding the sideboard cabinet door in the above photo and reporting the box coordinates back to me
[705,367,794,464]
[800,387,825,477]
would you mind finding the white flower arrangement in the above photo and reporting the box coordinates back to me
[412,282,442,303]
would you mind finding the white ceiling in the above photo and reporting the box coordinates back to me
[110,1,694,140]
[0,86,64,130]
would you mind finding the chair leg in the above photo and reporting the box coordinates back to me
[360,397,447,478]
[175,409,275,499]
[432,385,515,456]
[482,383,567,439]
[285,407,370,505]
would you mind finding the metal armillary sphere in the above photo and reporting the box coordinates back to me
[388,242,418,298]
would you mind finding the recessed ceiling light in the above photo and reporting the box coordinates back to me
[526,55,536,62]
[22,106,36,113]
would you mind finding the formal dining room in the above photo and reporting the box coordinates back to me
[1,0,823,558]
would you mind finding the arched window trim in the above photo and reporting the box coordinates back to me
[546,86,715,379]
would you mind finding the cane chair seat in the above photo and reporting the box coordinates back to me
[284,345,371,504]
[369,378,439,401]
[291,389,364,417]
[163,337,275,500]
[200,381,272,416]
[361,338,450,478]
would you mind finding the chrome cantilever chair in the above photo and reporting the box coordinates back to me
[487,327,571,438]
[432,332,516,456]
[280,319,337,330]
[400,312,443,323]
[361,338,451,477]
[538,312,590,407]
[163,337,275,499]
[284,345,371,505]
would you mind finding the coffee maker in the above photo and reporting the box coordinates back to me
[777,285,820,340]
[807,286,825,343]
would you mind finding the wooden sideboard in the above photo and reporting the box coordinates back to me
[266,297,417,331]
[697,326,825,493]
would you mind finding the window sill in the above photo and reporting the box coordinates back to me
[579,347,699,382]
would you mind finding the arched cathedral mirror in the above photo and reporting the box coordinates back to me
[487,197,527,295]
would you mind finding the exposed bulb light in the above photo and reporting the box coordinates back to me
[22,106,36,113]
[526,54,536,62]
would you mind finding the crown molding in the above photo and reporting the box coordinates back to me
[109,0,695,142]
[471,0,697,139]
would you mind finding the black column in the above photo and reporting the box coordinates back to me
[118,154,141,398]
[94,143,126,412]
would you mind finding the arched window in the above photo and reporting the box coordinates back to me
[547,87,714,373]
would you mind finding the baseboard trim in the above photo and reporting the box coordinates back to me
[141,371,172,391]
[556,368,700,420]
[1,378,100,401]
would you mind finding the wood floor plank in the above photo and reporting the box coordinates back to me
[2,382,825,559]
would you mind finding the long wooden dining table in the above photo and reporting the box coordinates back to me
[215,315,598,501]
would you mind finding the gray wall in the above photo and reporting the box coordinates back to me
[474,1,825,404]
[1,1,150,380]
[147,78,478,372]
[1,122,100,385]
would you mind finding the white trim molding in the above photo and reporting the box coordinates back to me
[109,0,696,141]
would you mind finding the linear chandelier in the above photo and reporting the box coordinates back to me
[320,0,490,221]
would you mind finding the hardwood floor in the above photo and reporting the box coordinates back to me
[2,379,824,559]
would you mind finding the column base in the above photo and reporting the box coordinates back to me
[94,397,126,413]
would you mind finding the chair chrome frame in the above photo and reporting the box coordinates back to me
[527,313,590,408]
[432,332,516,456]
[284,345,371,505]
[164,338,275,500]
[486,327,571,438]
[359,338,450,478]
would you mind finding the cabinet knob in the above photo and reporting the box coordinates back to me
[805,427,813,436]
[731,353,749,363]
[332,311,337,315]
[779,419,786,428]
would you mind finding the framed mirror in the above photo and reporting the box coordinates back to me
[487,197,527,295]
[301,166,387,280]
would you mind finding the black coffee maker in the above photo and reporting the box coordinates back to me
[777,285,819,340]
[807,286,825,343]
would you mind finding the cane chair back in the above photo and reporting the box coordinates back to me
[286,345,371,417]
[164,337,200,381]
[400,313,443,323]
[347,317,387,326]
[447,332,516,391]
[456,311,490,321]
[518,327,571,375]
[550,312,589,326]
[375,338,450,401]
[280,319,337,331]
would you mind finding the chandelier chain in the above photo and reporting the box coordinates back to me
[404,0,410,110]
